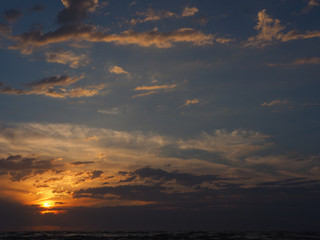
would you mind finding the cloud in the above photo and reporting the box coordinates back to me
[45,49,89,68]
[184,98,200,106]
[246,9,285,47]
[29,4,45,12]
[301,0,320,14]
[1,120,320,215]
[133,84,177,98]
[246,9,320,47]
[261,99,289,107]
[1,2,217,54]
[182,6,199,17]
[98,107,120,115]
[130,5,198,25]
[136,8,176,23]
[178,130,272,162]
[57,0,99,24]
[109,66,129,75]
[3,9,22,23]
[134,84,177,91]
[8,24,214,54]
[0,122,272,170]
[268,57,320,67]
[120,166,226,186]
[0,75,104,98]
[281,30,320,42]
[71,161,95,165]
[0,155,59,181]
[29,75,83,89]
[91,170,103,179]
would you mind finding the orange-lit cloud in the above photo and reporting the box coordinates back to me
[246,9,285,47]
[0,75,104,98]
[130,5,198,25]
[1,121,319,215]
[109,66,129,75]
[301,0,320,13]
[246,9,320,47]
[8,25,215,54]
[184,98,200,106]
[182,6,199,17]
[133,84,177,98]
[136,8,176,22]
[134,84,177,91]
[45,49,89,68]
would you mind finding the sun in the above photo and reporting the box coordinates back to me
[42,201,54,208]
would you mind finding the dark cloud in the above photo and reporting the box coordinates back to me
[130,166,225,186]
[71,161,95,165]
[0,74,102,98]
[3,9,22,23]
[44,177,64,183]
[27,75,82,89]
[29,4,44,12]
[74,185,167,201]
[74,167,243,207]
[91,170,103,179]
[259,177,320,187]
[0,155,59,181]
[57,0,99,25]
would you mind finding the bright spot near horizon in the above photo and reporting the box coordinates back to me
[42,201,54,208]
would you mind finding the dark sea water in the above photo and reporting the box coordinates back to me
[0,231,320,240]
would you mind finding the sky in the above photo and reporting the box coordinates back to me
[0,0,320,231]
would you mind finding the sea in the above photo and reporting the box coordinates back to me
[0,231,320,240]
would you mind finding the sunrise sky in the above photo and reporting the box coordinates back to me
[0,0,320,231]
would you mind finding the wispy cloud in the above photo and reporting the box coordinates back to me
[8,25,215,54]
[246,9,320,47]
[0,75,104,98]
[136,8,176,23]
[134,84,177,91]
[301,0,320,14]
[268,57,320,67]
[184,98,200,106]
[133,84,177,98]
[131,5,199,25]
[45,49,89,68]
[98,107,120,115]
[261,99,289,107]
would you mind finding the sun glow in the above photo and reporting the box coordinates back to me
[42,201,54,208]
